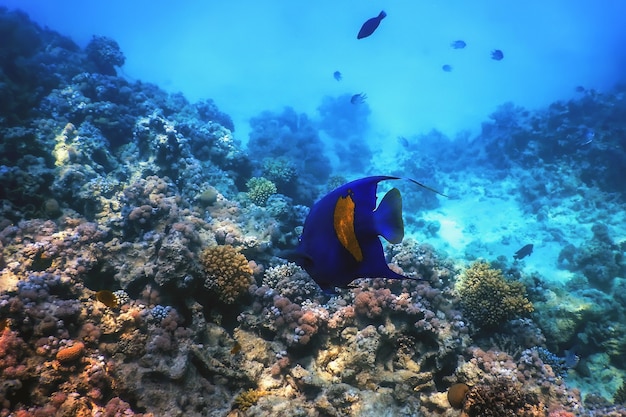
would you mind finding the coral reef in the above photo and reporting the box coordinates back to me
[246,107,331,205]
[463,377,545,417]
[1,7,626,417]
[85,35,125,76]
[245,177,277,207]
[200,245,254,304]
[557,223,625,292]
[456,261,534,330]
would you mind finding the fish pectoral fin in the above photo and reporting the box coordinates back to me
[374,188,404,244]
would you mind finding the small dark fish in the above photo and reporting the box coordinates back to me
[357,10,387,39]
[351,93,367,104]
[442,64,453,72]
[575,85,585,93]
[333,71,342,81]
[398,136,409,148]
[450,40,466,49]
[577,129,595,147]
[96,290,118,308]
[491,49,504,60]
[286,176,446,293]
[513,243,533,260]
[230,341,242,355]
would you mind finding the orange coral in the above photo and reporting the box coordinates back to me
[56,341,85,363]
[200,245,253,304]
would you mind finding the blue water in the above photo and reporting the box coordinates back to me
[4,0,626,140]
[2,1,626,415]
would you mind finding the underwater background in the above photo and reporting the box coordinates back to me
[1,1,626,416]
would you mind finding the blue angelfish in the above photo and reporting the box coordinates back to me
[290,176,445,293]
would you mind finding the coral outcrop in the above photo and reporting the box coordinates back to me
[200,244,254,304]
[456,261,533,330]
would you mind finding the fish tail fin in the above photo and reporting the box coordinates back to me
[375,188,404,244]
[379,10,387,19]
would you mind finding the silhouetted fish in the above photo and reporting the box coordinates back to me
[351,93,367,104]
[491,49,504,60]
[357,11,386,39]
[442,64,453,72]
[333,71,342,81]
[450,40,466,49]
[288,176,446,293]
[398,136,409,148]
[513,243,533,260]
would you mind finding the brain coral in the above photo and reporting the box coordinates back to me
[200,245,254,304]
[456,261,533,330]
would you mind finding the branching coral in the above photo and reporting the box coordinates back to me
[246,177,277,207]
[200,245,254,304]
[456,261,533,330]
[463,377,545,417]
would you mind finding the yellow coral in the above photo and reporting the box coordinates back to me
[233,389,267,411]
[52,123,77,167]
[200,245,253,304]
[456,261,533,329]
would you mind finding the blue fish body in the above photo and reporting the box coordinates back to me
[357,10,386,39]
[291,176,431,293]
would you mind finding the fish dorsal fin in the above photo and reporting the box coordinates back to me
[374,188,404,244]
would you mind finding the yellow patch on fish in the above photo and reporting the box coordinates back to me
[333,192,363,262]
[95,290,118,308]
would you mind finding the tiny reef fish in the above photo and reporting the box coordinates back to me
[333,71,342,81]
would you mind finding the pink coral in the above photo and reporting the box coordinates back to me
[353,288,392,318]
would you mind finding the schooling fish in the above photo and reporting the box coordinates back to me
[450,40,466,49]
[351,93,367,104]
[442,64,453,72]
[513,243,533,260]
[491,49,504,60]
[289,176,446,293]
[357,10,387,39]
